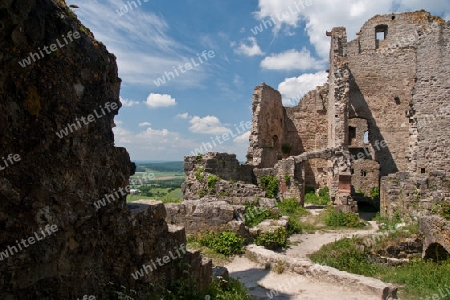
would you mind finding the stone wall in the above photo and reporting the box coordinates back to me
[254,158,305,203]
[419,216,450,260]
[351,159,380,196]
[408,15,450,176]
[186,153,255,183]
[0,1,211,297]
[346,12,448,177]
[164,199,245,234]
[182,152,265,200]
[246,84,285,168]
[285,85,329,187]
[380,172,450,220]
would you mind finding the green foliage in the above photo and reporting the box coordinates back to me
[207,175,220,189]
[195,153,204,162]
[355,190,365,196]
[194,168,204,181]
[166,262,202,299]
[309,234,450,300]
[219,190,230,197]
[304,187,329,205]
[309,237,381,276]
[373,212,402,231]
[286,217,302,235]
[197,231,245,256]
[276,198,307,216]
[79,25,88,34]
[275,198,306,235]
[198,189,207,198]
[205,277,252,300]
[260,175,279,198]
[433,202,450,220]
[281,143,292,154]
[273,260,286,274]
[108,255,251,300]
[284,174,291,185]
[254,227,288,249]
[318,186,330,202]
[244,205,278,227]
[370,187,380,200]
[325,207,361,228]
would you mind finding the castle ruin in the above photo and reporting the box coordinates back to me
[185,11,450,218]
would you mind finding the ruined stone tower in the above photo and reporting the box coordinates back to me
[245,11,450,214]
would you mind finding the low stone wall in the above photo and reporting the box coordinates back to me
[182,153,265,200]
[380,172,450,220]
[246,245,398,299]
[419,215,450,260]
[184,153,255,183]
[165,199,245,234]
[128,200,213,292]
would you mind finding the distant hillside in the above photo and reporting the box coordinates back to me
[135,161,184,172]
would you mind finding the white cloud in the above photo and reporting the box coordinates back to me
[233,131,250,143]
[189,115,231,135]
[75,0,210,87]
[138,122,152,127]
[233,37,264,56]
[120,97,139,107]
[261,48,324,71]
[113,122,199,160]
[255,0,450,58]
[278,71,328,105]
[175,112,191,119]
[145,93,176,108]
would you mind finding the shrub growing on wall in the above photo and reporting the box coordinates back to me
[260,175,279,198]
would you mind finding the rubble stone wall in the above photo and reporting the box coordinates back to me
[0,1,211,298]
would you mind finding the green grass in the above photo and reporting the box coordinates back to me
[324,206,362,228]
[126,188,183,203]
[254,227,288,249]
[205,277,252,300]
[110,267,251,300]
[277,198,309,217]
[187,239,233,267]
[304,187,329,205]
[275,198,308,235]
[309,232,450,300]
[190,231,245,256]
[244,205,278,227]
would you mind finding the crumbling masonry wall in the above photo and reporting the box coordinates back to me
[285,86,329,188]
[0,1,211,298]
[246,84,285,168]
[244,11,449,215]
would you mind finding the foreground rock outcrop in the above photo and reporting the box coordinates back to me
[0,1,210,298]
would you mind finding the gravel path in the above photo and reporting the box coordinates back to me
[224,209,390,300]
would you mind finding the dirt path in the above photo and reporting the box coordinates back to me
[226,256,381,300]
[224,209,388,300]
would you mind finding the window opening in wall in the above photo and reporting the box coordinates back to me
[349,126,357,145]
[394,96,401,105]
[421,168,426,174]
[361,170,367,177]
[375,25,388,49]
[364,131,369,144]
[351,168,354,175]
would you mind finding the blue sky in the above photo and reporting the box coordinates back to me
[72,0,450,162]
